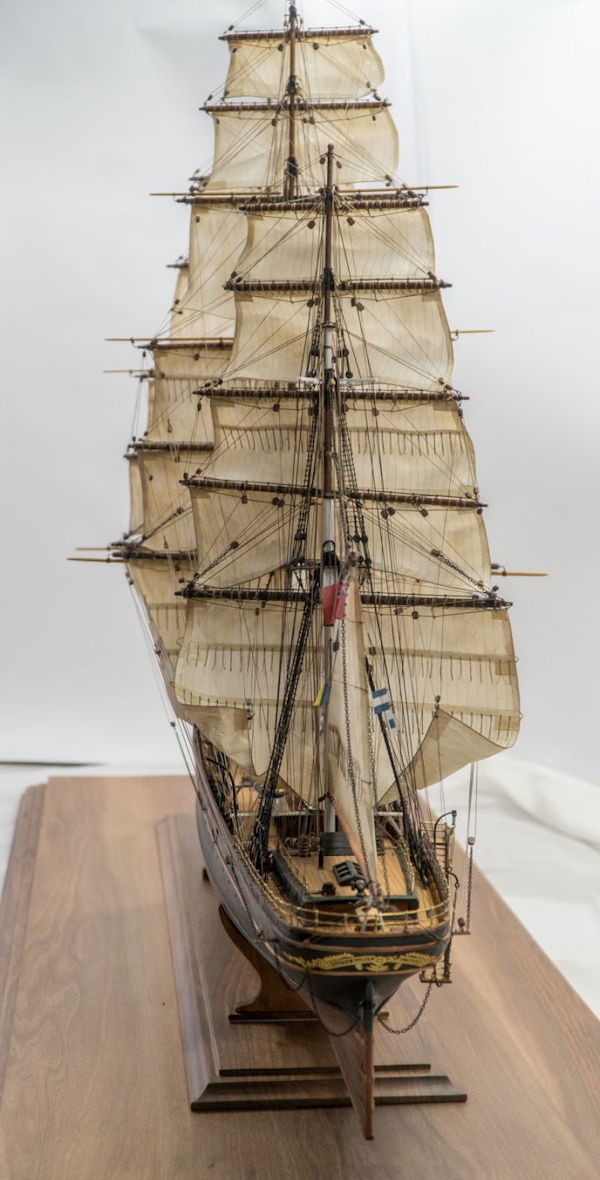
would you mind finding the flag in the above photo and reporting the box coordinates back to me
[322,579,349,624]
[372,686,397,730]
[313,682,331,708]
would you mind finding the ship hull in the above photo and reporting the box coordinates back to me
[193,757,450,1030]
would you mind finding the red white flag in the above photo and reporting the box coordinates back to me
[322,579,349,624]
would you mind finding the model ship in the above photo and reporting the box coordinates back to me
[111,3,520,1138]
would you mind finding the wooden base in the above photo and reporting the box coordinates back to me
[218,904,317,1023]
[0,776,599,1178]
[157,813,466,1121]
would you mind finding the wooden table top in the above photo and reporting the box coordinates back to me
[0,775,598,1179]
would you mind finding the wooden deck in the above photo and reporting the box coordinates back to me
[268,841,444,926]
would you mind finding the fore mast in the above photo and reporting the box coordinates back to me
[321,143,337,835]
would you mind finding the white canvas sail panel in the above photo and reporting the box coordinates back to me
[341,292,452,388]
[145,376,215,445]
[128,456,144,536]
[223,31,385,101]
[371,605,520,797]
[341,402,477,495]
[396,708,512,795]
[236,206,436,283]
[174,600,323,788]
[364,506,491,594]
[225,290,312,380]
[152,345,232,382]
[190,486,321,586]
[169,206,246,340]
[137,451,197,552]
[145,345,228,443]
[128,557,192,673]
[204,104,398,191]
[226,288,451,386]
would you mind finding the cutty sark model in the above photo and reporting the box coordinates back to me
[108,1,521,1138]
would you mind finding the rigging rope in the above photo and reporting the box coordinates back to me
[250,576,318,874]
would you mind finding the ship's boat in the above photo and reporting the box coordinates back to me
[111,3,521,1137]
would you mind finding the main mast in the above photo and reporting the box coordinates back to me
[248,146,339,868]
[321,144,336,831]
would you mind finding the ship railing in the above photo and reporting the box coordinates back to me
[236,839,450,933]
[422,819,456,878]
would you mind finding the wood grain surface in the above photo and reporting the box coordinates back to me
[0,785,46,1105]
[157,813,465,1124]
[0,775,598,1179]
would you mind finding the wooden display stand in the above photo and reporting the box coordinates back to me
[0,776,599,1179]
[157,812,466,1113]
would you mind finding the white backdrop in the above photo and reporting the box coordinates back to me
[1,0,599,779]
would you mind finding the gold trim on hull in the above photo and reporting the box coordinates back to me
[279,948,441,973]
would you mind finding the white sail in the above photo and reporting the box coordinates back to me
[169,205,246,339]
[151,344,232,382]
[174,598,321,787]
[124,11,520,819]
[364,504,490,596]
[341,400,476,494]
[190,485,319,586]
[145,374,215,446]
[395,709,513,795]
[170,263,189,325]
[145,342,227,444]
[172,590,518,804]
[204,104,398,191]
[224,204,451,386]
[126,555,221,734]
[236,205,435,282]
[128,456,144,536]
[372,604,520,797]
[223,30,385,101]
[134,450,198,552]
[226,289,451,386]
[128,557,191,674]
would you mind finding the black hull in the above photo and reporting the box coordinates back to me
[193,758,450,1031]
